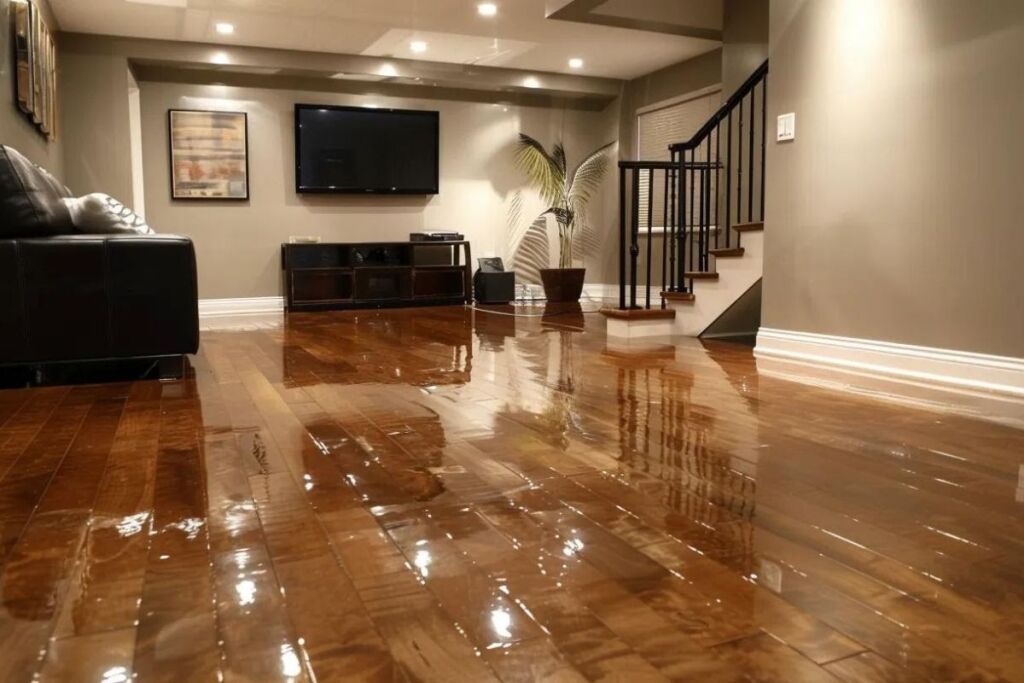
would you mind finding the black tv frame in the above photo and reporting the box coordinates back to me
[294,103,440,195]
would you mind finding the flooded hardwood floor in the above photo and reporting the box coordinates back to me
[1,305,1022,682]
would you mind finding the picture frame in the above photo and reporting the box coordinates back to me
[13,0,32,115]
[168,109,250,200]
[10,0,57,140]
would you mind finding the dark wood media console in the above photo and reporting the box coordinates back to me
[281,241,472,311]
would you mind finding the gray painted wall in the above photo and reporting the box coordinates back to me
[763,0,1024,357]
[59,49,134,199]
[722,0,769,95]
[0,0,62,175]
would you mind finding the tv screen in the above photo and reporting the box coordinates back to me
[295,104,439,194]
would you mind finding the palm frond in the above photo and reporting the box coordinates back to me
[515,133,564,207]
[567,141,615,208]
[552,143,567,180]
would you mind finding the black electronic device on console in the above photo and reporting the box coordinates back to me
[474,257,515,304]
[410,232,464,242]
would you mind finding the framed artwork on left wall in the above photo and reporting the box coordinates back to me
[168,109,250,200]
[11,0,57,140]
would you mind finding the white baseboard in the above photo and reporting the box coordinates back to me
[581,283,618,301]
[755,327,1024,397]
[199,286,615,319]
[199,296,284,318]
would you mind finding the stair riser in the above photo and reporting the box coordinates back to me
[667,231,763,337]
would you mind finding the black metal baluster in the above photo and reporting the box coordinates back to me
[618,165,626,309]
[705,134,712,269]
[737,100,744,225]
[760,78,767,221]
[748,89,755,223]
[630,167,640,309]
[726,110,733,248]
[661,167,668,305]
[645,167,653,309]
[698,154,705,272]
[668,158,676,292]
[714,123,721,250]
[688,148,696,287]
[677,152,686,291]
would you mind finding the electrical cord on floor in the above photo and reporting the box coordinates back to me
[469,301,605,317]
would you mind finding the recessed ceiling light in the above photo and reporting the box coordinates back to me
[523,76,541,89]
[568,57,584,69]
[478,3,497,17]
[215,22,235,35]
[410,40,428,54]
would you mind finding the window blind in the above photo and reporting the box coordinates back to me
[636,90,720,228]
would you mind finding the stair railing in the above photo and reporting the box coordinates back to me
[617,60,768,310]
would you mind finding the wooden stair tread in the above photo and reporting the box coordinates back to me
[660,291,695,302]
[600,307,676,321]
[733,221,764,232]
[685,271,720,280]
[709,247,745,257]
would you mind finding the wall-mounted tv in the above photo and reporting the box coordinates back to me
[295,104,439,194]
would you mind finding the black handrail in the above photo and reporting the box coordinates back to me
[614,60,769,311]
[669,60,769,153]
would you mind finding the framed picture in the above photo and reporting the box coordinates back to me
[168,109,250,200]
[13,0,32,114]
[10,0,56,140]
[46,30,57,137]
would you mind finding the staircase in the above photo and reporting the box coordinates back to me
[602,61,768,339]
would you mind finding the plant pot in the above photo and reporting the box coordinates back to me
[540,268,586,303]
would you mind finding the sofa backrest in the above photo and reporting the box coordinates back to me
[0,145,74,237]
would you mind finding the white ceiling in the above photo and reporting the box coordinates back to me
[48,0,722,80]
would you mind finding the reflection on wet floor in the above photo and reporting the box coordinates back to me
[1,304,1023,682]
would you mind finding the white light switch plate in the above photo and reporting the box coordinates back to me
[777,113,796,142]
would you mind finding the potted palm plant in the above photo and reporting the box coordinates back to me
[515,134,614,302]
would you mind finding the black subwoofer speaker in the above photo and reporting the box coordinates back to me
[473,270,515,304]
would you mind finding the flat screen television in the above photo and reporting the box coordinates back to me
[295,104,439,194]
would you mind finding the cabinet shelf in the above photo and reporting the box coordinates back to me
[282,241,471,311]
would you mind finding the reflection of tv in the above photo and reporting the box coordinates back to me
[295,104,439,195]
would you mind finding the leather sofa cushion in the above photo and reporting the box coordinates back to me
[0,145,74,237]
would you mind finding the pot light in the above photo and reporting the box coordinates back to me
[410,40,428,54]
[478,3,497,17]
[568,57,584,69]
[215,22,234,35]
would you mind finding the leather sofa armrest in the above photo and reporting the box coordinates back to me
[0,234,199,364]
[105,235,200,357]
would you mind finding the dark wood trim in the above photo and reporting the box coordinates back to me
[685,272,720,280]
[734,221,764,232]
[599,307,676,321]
[709,247,745,257]
[660,291,696,302]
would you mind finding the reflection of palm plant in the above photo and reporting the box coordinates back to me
[515,134,614,268]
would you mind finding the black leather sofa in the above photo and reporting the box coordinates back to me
[0,145,199,380]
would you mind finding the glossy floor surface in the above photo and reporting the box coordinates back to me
[1,305,1023,682]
